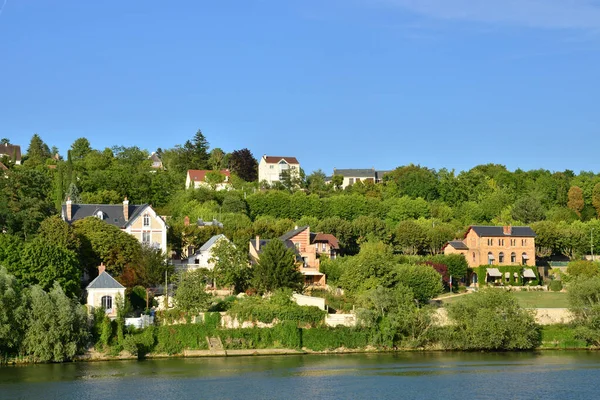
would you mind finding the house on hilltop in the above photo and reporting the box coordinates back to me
[0,143,22,165]
[149,152,163,170]
[326,168,390,189]
[186,169,231,190]
[249,226,339,286]
[258,155,300,186]
[61,198,168,254]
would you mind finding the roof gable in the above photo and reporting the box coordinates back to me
[86,271,125,289]
[312,233,340,249]
[0,144,21,161]
[263,156,299,164]
[199,234,228,252]
[62,203,162,228]
[280,226,309,241]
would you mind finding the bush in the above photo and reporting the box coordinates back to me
[445,289,540,350]
[227,290,326,326]
[155,324,213,354]
[123,327,156,358]
[301,327,369,351]
[549,280,563,292]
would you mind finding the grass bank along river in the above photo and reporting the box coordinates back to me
[3,352,600,400]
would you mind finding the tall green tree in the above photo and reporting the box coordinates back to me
[0,267,27,357]
[69,137,92,161]
[25,134,51,166]
[22,284,89,362]
[445,289,540,350]
[18,238,81,297]
[228,148,258,182]
[592,183,600,218]
[174,269,212,313]
[568,186,585,217]
[252,239,303,294]
[209,239,251,293]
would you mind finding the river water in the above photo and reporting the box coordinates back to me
[1,352,599,399]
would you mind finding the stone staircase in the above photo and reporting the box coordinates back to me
[206,336,224,353]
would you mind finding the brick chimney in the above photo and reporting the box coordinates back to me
[255,235,260,251]
[66,197,72,221]
[123,197,129,222]
[184,216,190,226]
[503,225,512,235]
[98,262,106,274]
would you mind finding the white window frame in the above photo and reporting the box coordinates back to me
[143,214,150,227]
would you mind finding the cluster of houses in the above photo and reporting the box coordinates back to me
[4,145,542,316]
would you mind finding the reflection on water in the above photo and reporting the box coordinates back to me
[1,352,600,400]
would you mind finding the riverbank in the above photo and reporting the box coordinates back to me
[1,322,593,366]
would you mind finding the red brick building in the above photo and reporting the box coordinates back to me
[444,225,536,268]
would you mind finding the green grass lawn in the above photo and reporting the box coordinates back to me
[511,291,569,308]
[440,290,569,308]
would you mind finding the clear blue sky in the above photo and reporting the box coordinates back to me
[1,0,600,174]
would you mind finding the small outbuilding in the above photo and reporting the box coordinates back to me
[86,263,126,318]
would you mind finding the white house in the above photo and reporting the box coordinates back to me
[186,169,231,190]
[179,234,230,271]
[326,168,390,189]
[86,264,126,318]
[258,155,300,186]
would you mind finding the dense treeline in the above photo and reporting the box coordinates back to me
[2,131,600,294]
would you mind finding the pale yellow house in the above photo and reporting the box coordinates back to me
[86,263,126,318]
[62,198,168,254]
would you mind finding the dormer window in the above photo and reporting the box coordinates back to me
[96,211,104,220]
[143,214,150,227]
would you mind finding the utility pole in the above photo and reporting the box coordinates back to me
[592,228,595,262]
[164,270,168,309]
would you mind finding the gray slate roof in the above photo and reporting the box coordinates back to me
[199,234,227,252]
[0,143,22,162]
[86,271,125,289]
[448,240,469,250]
[250,238,301,258]
[333,168,376,178]
[280,226,309,241]
[470,226,536,238]
[62,203,149,228]
[197,218,224,228]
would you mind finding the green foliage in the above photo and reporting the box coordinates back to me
[174,270,212,314]
[444,289,540,350]
[22,284,89,362]
[0,268,27,357]
[252,239,303,294]
[203,312,222,329]
[19,237,81,297]
[227,290,326,326]
[549,280,563,292]
[209,239,251,293]
[156,324,211,354]
[73,217,142,278]
[395,264,443,304]
[567,260,600,279]
[301,327,369,351]
[123,326,156,358]
[339,242,397,294]
[568,277,600,346]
